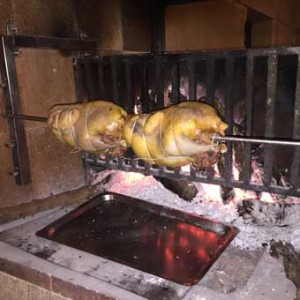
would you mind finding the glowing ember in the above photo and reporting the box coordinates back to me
[197,183,223,203]
[93,150,295,221]
[92,169,300,250]
[122,172,145,184]
[181,165,191,173]
[94,154,280,207]
[180,160,261,205]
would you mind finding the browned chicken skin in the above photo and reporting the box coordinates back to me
[48,100,228,169]
[123,101,228,168]
[47,100,128,155]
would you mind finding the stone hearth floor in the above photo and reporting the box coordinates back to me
[0,202,296,300]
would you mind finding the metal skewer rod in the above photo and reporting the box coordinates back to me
[213,134,300,147]
[4,114,48,123]
[4,114,300,147]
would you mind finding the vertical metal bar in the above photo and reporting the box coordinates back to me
[73,58,88,183]
[105,153,111,166]
[83,60,96,100]
[204,57,216,180]
[170,60,180,103]
[263,54,278,186]
[188,57,196,100]
[73,58,84,103]
[190,166,196,178]
[144,163,151,176]
[125,60,134,113]
[1,36,31,185]
[242,54,254,183]
[130,157,136,169]
[118,156,125,169]
[206,58,215,105]
[290,53,300,191]
[206,167,215,181]
[111,56,119,104]
[141,62,149,112]
[76,58,90,187]
[224,56,234,185]
[97,59,108,100]
[155,56,164,108]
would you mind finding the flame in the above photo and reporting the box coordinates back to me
[199,183,223,203]
[181,165,191,173]
[99,150,280,211]
[194,151,277,204]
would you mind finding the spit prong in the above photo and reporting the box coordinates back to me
[213,134,300,147]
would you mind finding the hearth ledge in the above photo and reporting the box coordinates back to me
[0,241,146,300]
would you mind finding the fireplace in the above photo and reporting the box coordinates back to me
[74,48,300,200]
[1,38,300,300]
[0,169,299,300]
[1,1,300,299]
[1,36,300,300]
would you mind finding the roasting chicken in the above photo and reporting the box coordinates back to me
[48,101,128,155]
[48,100,228,169]
[123,101,228,168]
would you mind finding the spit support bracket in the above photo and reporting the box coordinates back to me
[6,22,20,55]
[0,33,97,185]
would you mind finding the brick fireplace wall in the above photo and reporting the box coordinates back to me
[0,271,71,300]
[0,0,85,208]
[74,0,151,54]
[0,0,151,209]
[1,0,299,209]
[165,0,300,51]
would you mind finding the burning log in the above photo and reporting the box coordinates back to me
[47,101,128,156]
[123,101,228,169]
[153,176,198,201]
[270,240,300,300]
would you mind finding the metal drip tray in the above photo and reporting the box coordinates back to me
[36,192,238,285]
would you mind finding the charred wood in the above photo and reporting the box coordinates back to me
[154,176,198,202]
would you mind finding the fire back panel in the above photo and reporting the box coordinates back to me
[73,48,300,197]
[36,192,238,285]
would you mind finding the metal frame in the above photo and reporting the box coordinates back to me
[0,33,97,185]
[74,46,300,198]
[36,191,238,285]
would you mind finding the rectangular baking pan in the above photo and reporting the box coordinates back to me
[36,192,238,285]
